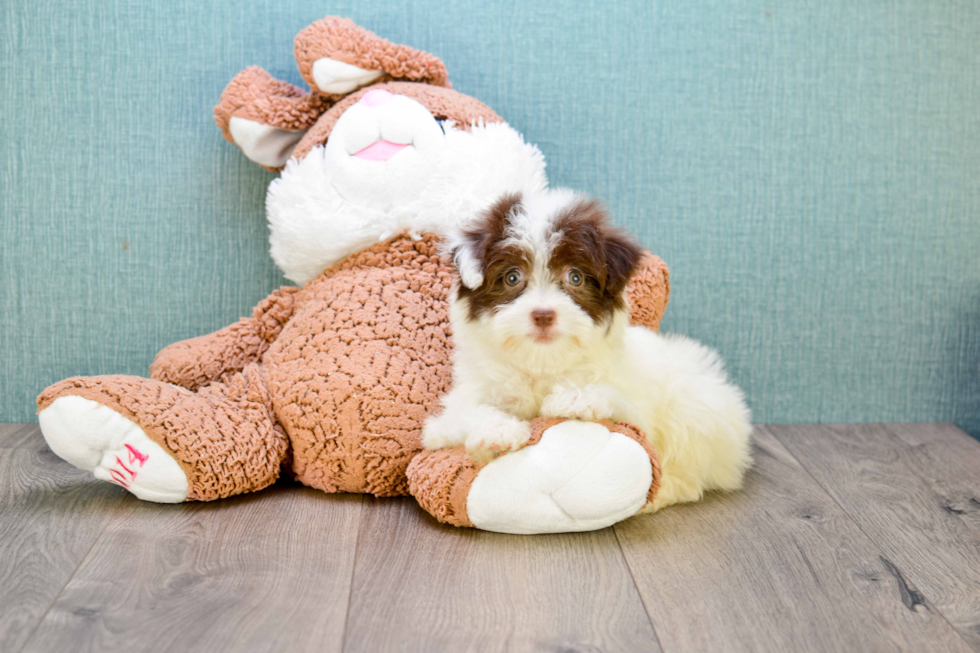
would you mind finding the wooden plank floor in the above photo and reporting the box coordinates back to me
[2,423,979,653]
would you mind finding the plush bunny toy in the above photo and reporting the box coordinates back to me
[36,17,672,534]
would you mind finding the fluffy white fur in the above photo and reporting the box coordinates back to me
[424,190,753,511]
[265,90,750,512]
[266,93,547,284]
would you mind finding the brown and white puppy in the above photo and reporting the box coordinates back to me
[423,189,753,510]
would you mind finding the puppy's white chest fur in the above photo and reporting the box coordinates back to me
[466,361,604,421]
[490,372,552,420]
[423,188,754,514]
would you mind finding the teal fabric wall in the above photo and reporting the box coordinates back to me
[2,1,978,435]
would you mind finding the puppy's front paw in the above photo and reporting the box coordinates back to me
[540,384,620,421]
[422,413,463,451]
[465,415,532,464]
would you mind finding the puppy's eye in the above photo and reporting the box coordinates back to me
[504,269,523,286]
[566,269,584,287]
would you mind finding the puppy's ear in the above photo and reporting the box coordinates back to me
[449,193,523,290]
[552,196,642,299]
[447,231,485,290]
[600,223,644,299]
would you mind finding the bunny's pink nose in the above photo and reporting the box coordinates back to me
[360,89,394,107]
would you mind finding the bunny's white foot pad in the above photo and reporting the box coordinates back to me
[466,421,653,534]
[38,396,189,503]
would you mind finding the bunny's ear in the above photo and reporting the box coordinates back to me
[214,67,333,170]
[294,17,450,98]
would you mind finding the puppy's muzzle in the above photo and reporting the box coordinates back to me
[532,309,556,328]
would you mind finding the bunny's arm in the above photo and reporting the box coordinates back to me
[627,253,670,331]
[149,287,300,392]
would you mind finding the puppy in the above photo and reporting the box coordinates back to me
[423,189,752,510]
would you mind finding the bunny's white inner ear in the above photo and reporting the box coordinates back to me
[312,58,383,95]
[228,117,307,168]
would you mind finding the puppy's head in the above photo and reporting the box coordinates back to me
[448,189,642,357]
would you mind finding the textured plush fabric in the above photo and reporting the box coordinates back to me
[287,81,503,165]
[214,66,332,139]
[293,17,449,92]
[37,367,290,501]
[214,17,457,171]
[406,441,482,527]
[266,234,454,496]
[407,417,662,528]
[149,286,300,391]
[2,1,979,437]
[38,232,668,502]
[628,254,670,332]
[293,82,501,166]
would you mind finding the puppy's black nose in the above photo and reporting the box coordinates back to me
[532,309,556,328]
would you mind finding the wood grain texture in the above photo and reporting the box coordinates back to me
[5,422,980,652]
[882,423,980,535]
[20,486,363,653]
[0,425,125,653]
[343,496,660,653]
[772,423,980,650]
[0,423,18,442]
[615,426,974,653]
[0,423,46,450]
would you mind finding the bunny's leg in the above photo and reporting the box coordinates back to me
[37,364,289,502]
[409,418,660,534]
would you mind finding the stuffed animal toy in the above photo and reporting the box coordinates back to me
[36,17,674,534]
